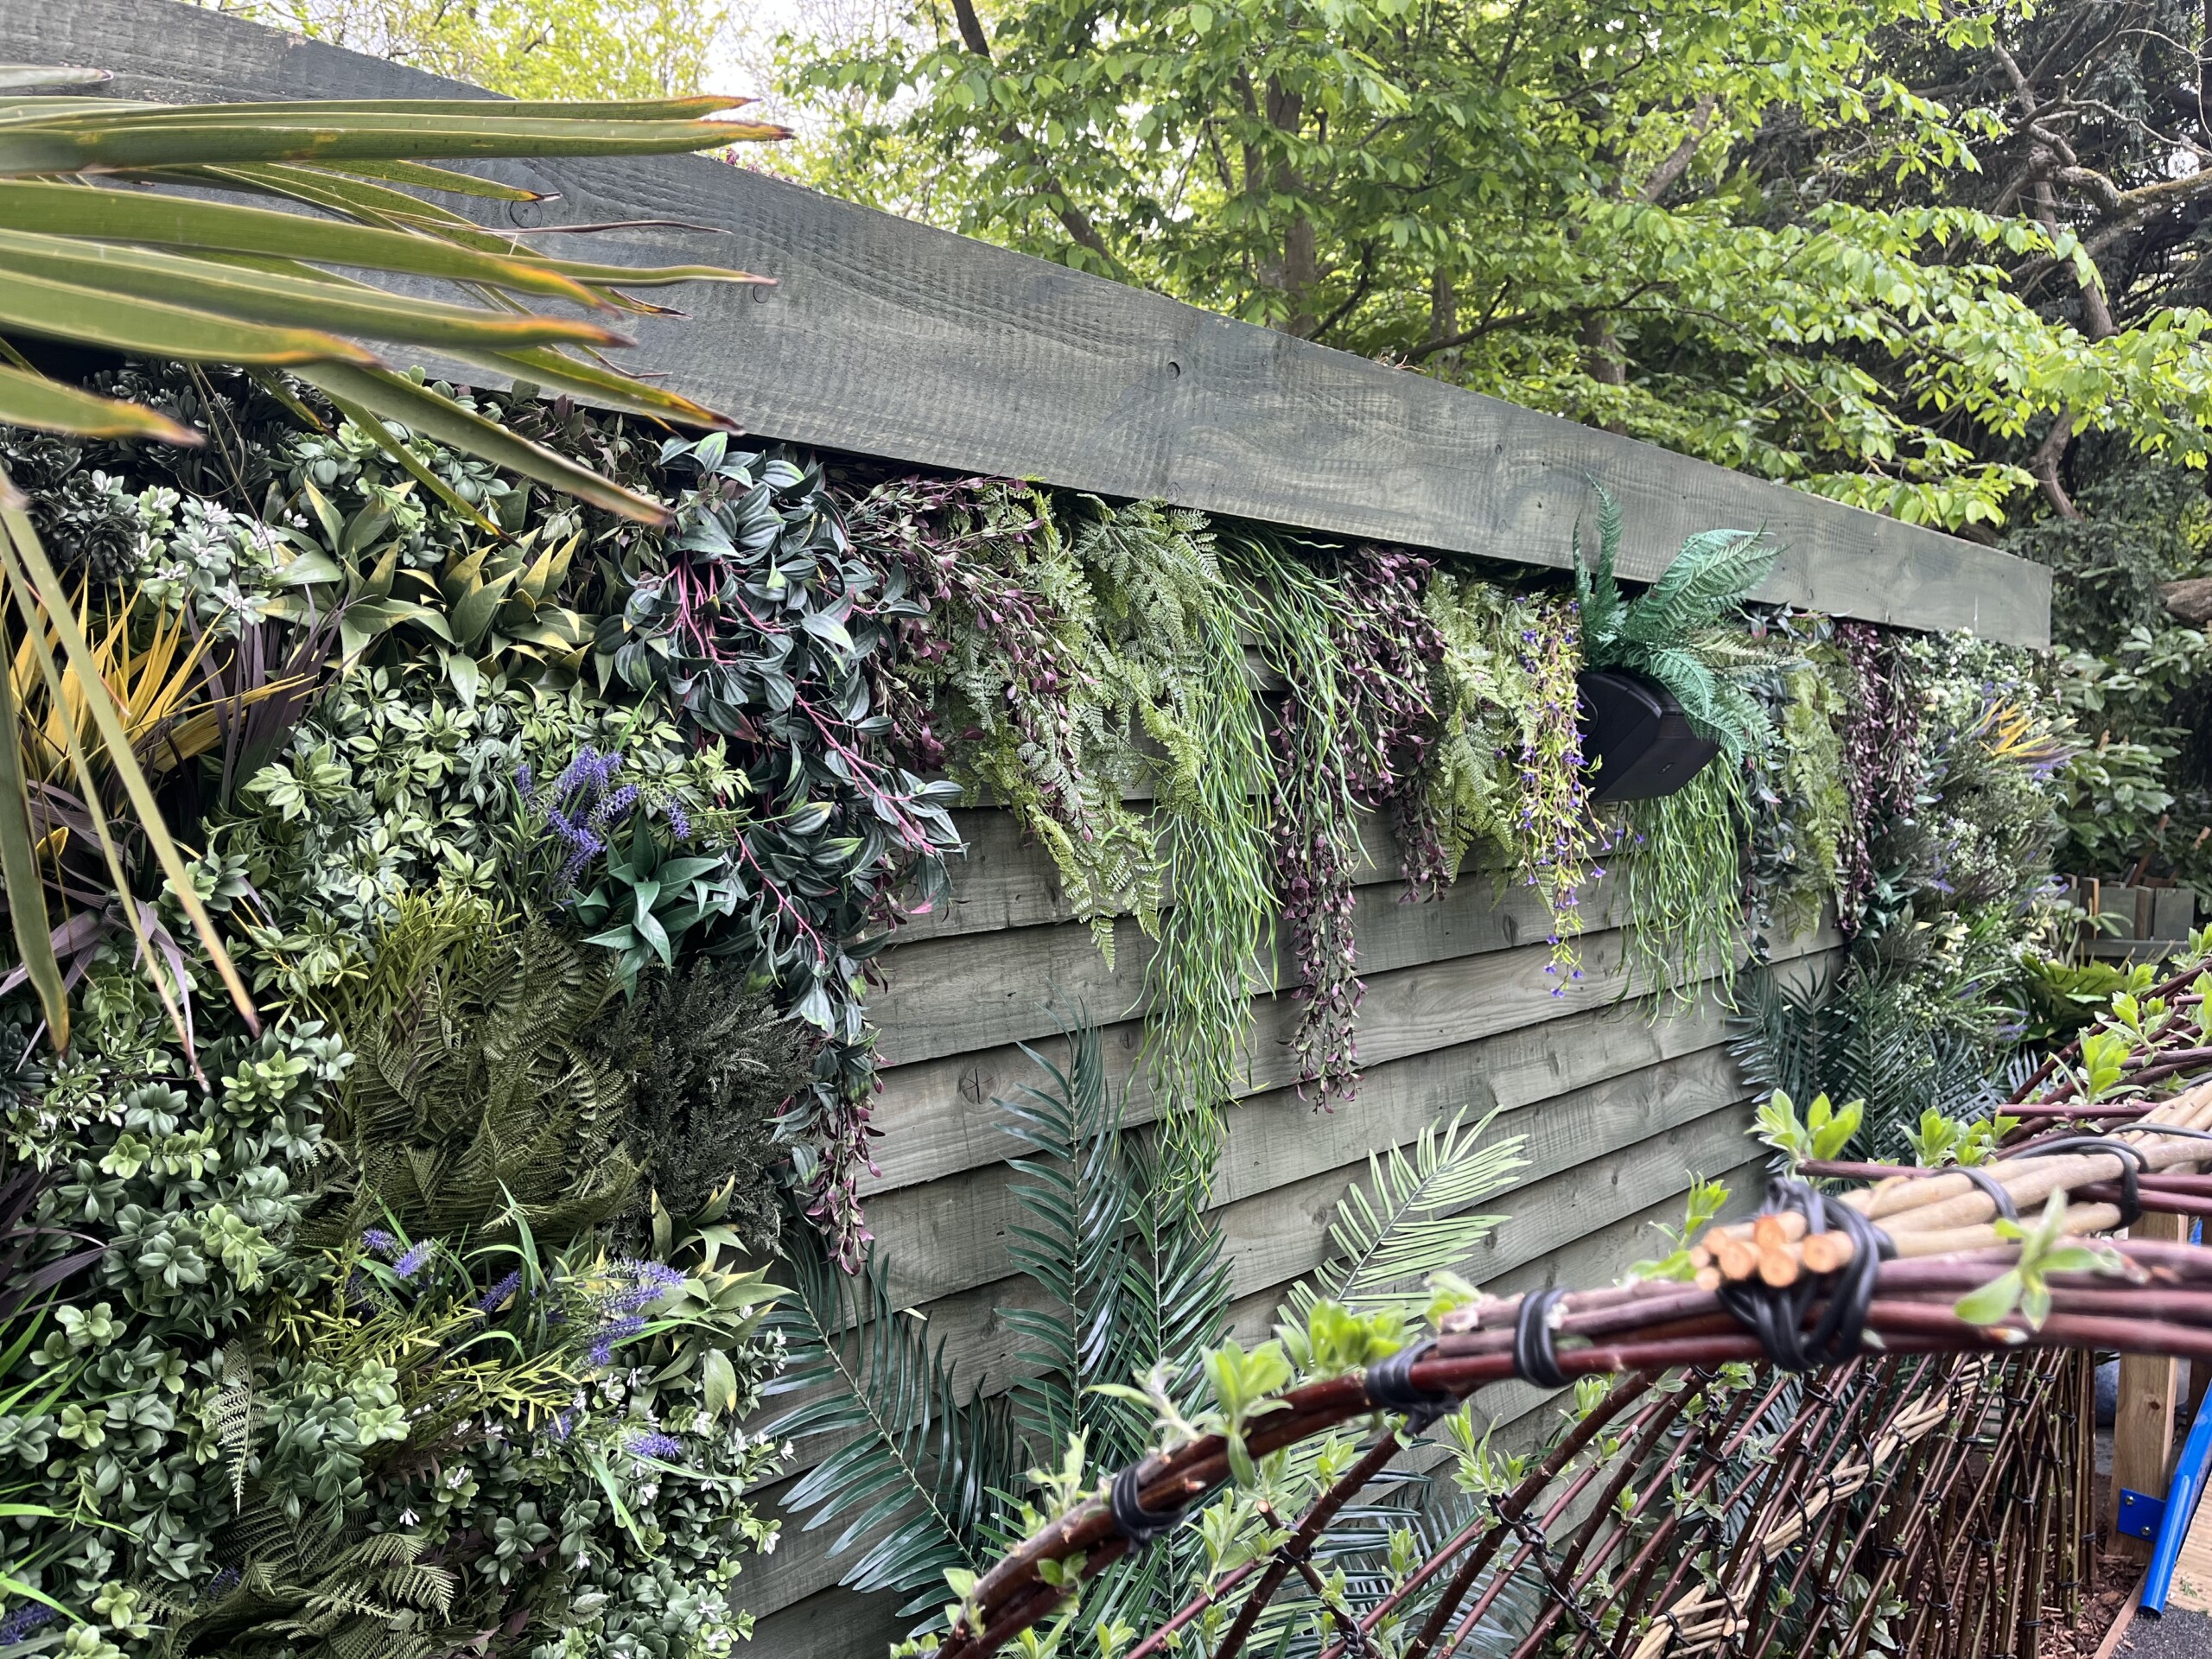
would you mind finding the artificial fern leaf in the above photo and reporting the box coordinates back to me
[766,1228,1025,1618]
[215,1341,258,1512]
[316,904,639,1250]
[1622,527,1776,645]
[1282,1109,1529,1321]
[1573,483,1626,654]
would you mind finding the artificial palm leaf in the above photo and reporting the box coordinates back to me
[1280,1109,1529,1321]
[766,1232,1026,1618]
[1000,1014,1135,1454]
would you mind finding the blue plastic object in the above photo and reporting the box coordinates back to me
[2143,1383,2212,1613]
[2121,1487,2168,1541]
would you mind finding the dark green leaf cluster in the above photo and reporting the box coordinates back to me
[595,435,964,1262]
[586,957,806,1250]
[1575,486,1779,758]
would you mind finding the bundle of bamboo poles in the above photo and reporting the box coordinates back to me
[938,1081,2212,1659]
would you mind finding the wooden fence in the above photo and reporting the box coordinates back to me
[743,805,1840,1656]
[0,5,2044,1651]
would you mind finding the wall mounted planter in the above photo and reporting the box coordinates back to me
[1578,670,1720,803]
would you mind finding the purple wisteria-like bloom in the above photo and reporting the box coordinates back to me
[363,1228,397,1257]
[393,1241,435,1281]
[0,1603,56,1643]
[524,745,697,893]
[588,1313,648,1367]
[604,1259,685,1313]
[624,1429,684,1460]
[474,1270,524,1315]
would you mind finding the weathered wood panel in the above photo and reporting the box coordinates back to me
[719,796,1832,1635]
[6,0,2050,646]
[870,858,1630,1065]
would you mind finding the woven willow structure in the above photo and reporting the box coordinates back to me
[938,965,2212,1659]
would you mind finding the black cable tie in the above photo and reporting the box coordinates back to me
[1110,1464,1191,1555]
[1957,1165,2018,1222]
[1363,1337,1456,1427]
[2010,1136,2144,1227]
[1513,1287,1571,1389]
[1714,1178,1889,1373]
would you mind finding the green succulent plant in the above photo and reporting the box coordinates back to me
[1574,482,1781,757]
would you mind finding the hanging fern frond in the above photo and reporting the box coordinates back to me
[1574,487,1783,760]
[766,1229,1026,1618]
[215,1340,258,1513]
[153,1497,459,1659]
[1573,482,1627,657]
[1623,527,1777,645]
[313,900,640,1250]
[1281,1109,1529,1322]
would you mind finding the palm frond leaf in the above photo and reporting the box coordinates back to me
[1001,1013,1136,1455]
[766,1230,1025,1617]
[1282,1109,1529,1321]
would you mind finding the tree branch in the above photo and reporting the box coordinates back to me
[2031,410,2081,521]
[1637,94,1718,204]
[943,0,1118,270]
[949,0,991,57]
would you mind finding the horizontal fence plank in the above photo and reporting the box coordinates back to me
[869,1036,1747,1307]
[898,804,1432,944]
[11,2,2049,649]
[865,912,1837,1197]
[871,862,1633,1067]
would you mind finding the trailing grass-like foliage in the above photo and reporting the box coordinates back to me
[1424,578,1604,988]
[1142,598,1274,1185]
[1624,760,1752,1004]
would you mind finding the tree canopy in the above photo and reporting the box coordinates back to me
[774,0,2212,534]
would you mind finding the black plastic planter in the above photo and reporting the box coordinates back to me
[1577,670,1720,803]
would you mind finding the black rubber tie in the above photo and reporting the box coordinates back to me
[1958,1164,2018,1222]
[1714,1177,1890,1373]
[2010,1135,2144,1227]
[1513,1287,1571,1389]
[1110,1463,1191,1554]
[1363,1336,1456,1427]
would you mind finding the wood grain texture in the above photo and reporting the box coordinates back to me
[868,1038,1748,1307]
[869,858,1630,1065]
[897,804,1435,943]
[865,911,1837,1194]
[3,0,2050,647]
